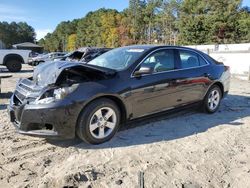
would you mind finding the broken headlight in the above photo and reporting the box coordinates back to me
[33,84,78,104]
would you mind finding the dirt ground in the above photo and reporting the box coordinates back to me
[0,64,250,188]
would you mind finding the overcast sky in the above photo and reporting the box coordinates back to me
[0,0,249,40]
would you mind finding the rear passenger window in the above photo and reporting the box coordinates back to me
[179,50,207,68]
[199,56,208,66]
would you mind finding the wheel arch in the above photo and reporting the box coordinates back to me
[79,95,128,125]
[3,54,24,65]
[205,81,225,99]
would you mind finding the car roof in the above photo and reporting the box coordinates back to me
[123,45,204,54]
[125,45,193,50]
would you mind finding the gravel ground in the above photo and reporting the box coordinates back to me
[0,64,250,188]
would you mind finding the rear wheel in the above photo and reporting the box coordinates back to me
[6,59,22,72]
[76,98,120,144]
[203,85,222,113]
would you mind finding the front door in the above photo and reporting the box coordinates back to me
[129,49,182,118]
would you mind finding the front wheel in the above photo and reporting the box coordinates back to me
[76,98,120,144]
[203,85,222,113]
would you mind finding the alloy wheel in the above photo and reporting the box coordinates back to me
[89,107,117,139]
[208,88,221,111]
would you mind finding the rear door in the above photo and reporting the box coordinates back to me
[174,49,212,104]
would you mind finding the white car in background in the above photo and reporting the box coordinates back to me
[0,49,31,72]
[28,52,67,66]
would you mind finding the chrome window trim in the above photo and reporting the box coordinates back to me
[130,47,210,78]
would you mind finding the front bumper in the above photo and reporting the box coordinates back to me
[8,94,81,139]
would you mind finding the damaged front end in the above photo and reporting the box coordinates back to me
[8,61,116,139]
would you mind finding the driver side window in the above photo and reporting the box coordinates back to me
[140,49,175,73]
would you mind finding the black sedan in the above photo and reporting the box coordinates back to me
[8,45,230,144]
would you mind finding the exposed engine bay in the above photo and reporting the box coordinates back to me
[55,65,114,86]
[33,61,115,87]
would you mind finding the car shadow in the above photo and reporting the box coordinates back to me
[40,94,250,149]
[0,92,11,110]
[0,67,33,73]
[0,104,7,110]
[0,92,12,99]
[19,69,34,73]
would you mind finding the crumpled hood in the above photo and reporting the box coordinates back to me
[33,61,115,87]
[33,61,59,86]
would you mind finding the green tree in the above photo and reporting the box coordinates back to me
[178,0,245,44]
[0,21,35,48]
[76,9,121,48]
[158,0,181,44]
[67,34,77,51]
[128,0,147,43]
[40,1,250,51]
[39,19,79,52]
[237,6,250,42]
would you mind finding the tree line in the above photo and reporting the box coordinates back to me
[0,21,36,48]
[39,0,250,52]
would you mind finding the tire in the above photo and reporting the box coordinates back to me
[203,85,222,113]
[76,98,121,144]
[6,59,22,72]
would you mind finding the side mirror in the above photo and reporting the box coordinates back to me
[134,66,153,77]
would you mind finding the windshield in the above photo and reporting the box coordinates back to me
[87,47,146,71]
